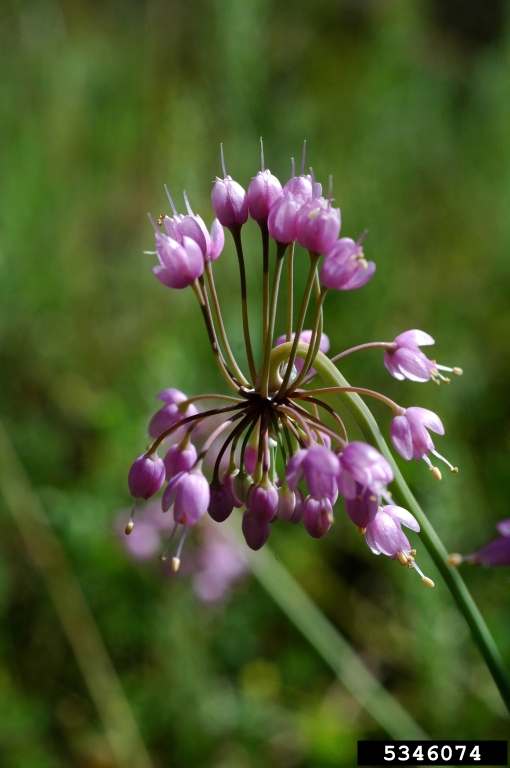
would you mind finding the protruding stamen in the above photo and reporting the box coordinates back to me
[356,229,368,246]
[408,556,434,587]
[183,190,193,215]
[423,455,442,480]
[300,140,307,175]
[357,526,366,534]
[171,557,180,573]
[431,449,458,474]
[447,553,463,567]
[173,524,189,570]
[125,501,136,535]
[220,143,227,178]
[164,185,179,215]
[453,367,463,376]
[397,550,408,566]
[159,521,179,561]
[327,174,333,207]
[260,137,265,171]
[290,157,295,181]
[422,576,435,588]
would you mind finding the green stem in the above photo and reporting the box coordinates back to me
[192,281,240,392]
[256,243,287,398]
[286,241,295,341]
[204,261,251,387]
[230,226,257,382]
[277,253,320,397]
[269,344,510,713]
[288,285,327,393]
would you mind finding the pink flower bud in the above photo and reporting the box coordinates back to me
[128,454,165,499]
[247,170,283,221]
[163,442,197,480]
[208,481,235,522]
[246,478,278,522]
[242,510,270,550]
[211,176,248,228]
[303,496,334,538]
[267,191,301,244]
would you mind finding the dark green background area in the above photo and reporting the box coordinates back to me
[1,0,509,765]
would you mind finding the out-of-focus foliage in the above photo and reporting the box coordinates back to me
[0,0,509,765]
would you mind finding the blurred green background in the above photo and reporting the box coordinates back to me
[1,0,510,765]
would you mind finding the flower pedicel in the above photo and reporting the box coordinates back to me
[128,141,462,584]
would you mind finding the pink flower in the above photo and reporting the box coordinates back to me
[365,505,420,558]
[148,389,198,441]
[390,407,444,461]
[165,211,225,261]
[383,330,435,382]
[303,496,334,538]
[286,445,340,502]
[153,233,204,289]
[211,176,248,228]
[247,169,283,221]
[295,198,341,254]
[163,469,210,526]
[338,442,393,500]
[320,237,375,291]
[267,191,301,244]
[128,454,165,499]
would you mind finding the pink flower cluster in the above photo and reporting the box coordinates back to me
[126,143,463,587]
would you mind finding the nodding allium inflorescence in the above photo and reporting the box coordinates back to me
[128,141,462,585]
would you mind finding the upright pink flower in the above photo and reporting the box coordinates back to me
[247,169,283,221]
[153,233,204,289]
[295,198,341,254]
[267,190,301,244]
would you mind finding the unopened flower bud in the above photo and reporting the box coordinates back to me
[295,198,341,254]
[211,176,248,228]
[128,454,165,499]
[247,169,283,221]
[208,481,235,522]
[242,511,271,550]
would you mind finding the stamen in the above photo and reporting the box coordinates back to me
[171,525,189,572]
[220,143,227,178]
[164,184,179,215]
[260,137,265,171]
[156,214,167,226]
[327,174,333,207]
[143,251,157,255]
[447,553,463,567]
[356,229,368,246]
[435,364,463,377]
[357,526,366,534]
[125,500,136,534]
[159,521,179,561]
[407,556,435,587]
[423,455,442,481]
[300,140,307,175]
[431,449,458,474]
[397,550,408,566]
[183,190,193,215]
[290,157,295,181]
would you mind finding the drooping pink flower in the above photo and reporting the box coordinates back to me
[320,237,375,291]
[295,198,341,254]
[246,478,279,522]
[303,496,334,538]
[163,469,210,526]
[390,407,444,461]
[128,453,166,499]
[451,519,510,567]
[286,445,340,502]
[153,233,204,289]
[242,510,270,550]
[148,389,198,441]
[338,442,393,500]
[365,505,420,558]
[208,481,235,522]
[344,484,379,529]
[163,441,198,480]
[383,330,435,382]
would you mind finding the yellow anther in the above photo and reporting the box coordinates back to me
[369,495,377,502]
[407,555,415,563]
[410,549,417,555]
[447,553,463,567]
[451,467,459,474]
[444,377,451,384]
[125,521,134,535]
[357,526,366,534]
[159,554,167,562]
[326,510,335,525]
[453,367,463,376]
[171,556,181,573]
[422,576,435,588]
[430,466,442,481]
[397,551,409,566]
[307,207,321,220]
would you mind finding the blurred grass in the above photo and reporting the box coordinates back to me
[1,0,510,765]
